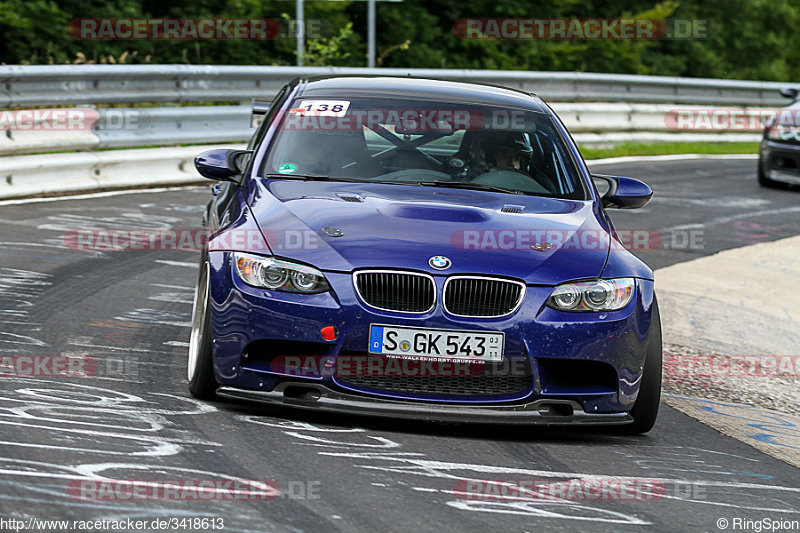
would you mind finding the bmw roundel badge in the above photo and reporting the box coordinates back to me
[429,256,452,270]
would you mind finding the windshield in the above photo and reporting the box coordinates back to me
[261,97,587,199]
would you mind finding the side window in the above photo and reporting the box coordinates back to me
[246,118,267,151]
[247,86,289,151]
[529,129,576,196]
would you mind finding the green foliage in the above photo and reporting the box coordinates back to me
[304,22,357,66]
[0,0,797,82]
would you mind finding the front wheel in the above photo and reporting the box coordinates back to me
[619,298,662,434]
[188,260,218,399]
[758,162,789,189]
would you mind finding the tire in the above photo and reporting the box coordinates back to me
[188,259,218,399]
[617,297,662,435]
[758,163,789,189]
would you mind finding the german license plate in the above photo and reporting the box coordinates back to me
[368,325,504,361]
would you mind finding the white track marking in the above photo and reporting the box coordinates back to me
[234,417,800,527]
[0,186,205,207]
[154,260,197,268]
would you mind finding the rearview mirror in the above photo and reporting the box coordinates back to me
[194,149,252,183]
[592,174,653,209]
[780,88,798,100]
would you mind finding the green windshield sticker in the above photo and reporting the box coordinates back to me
[278,163,297,174]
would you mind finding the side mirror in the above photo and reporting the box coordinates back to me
[592,174,653,209]
[780,88,798,101]
[194,149,252,183]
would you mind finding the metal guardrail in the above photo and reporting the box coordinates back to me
[0,103,768,157]
[1,65,797,107]
[95,105,250,147]
[0,145,242,199]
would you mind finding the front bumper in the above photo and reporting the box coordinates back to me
[216,381,633,425]
[208,250,657,416]
[760,139,800,184]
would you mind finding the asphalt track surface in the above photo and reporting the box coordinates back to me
[0,157,798,532]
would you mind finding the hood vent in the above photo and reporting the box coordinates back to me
[336,193,364,203]
[500,204,525,214]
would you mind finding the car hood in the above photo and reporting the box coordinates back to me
[248,179,610,285]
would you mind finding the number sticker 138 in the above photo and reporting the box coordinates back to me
[296,100,350,117]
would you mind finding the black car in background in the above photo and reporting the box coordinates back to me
[759,88,800,188]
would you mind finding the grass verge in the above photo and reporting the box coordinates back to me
[580,142,759,160]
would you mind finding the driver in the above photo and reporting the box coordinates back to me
[474,132,533,173]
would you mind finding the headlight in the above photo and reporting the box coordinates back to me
[547,278,634,312]
[767,124,800,143]
[234,253,329,294]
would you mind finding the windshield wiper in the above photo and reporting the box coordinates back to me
[264,173,338,180]
[264,173,379,185]
[416,180,523,195]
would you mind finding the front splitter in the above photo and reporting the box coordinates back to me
[216,381,633,426]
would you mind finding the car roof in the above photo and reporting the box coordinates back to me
[294,76,549,114]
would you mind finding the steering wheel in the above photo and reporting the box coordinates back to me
[480,165,558,195]
[444,157,469,177]
[472,168,550,195]
[375,169,454,182]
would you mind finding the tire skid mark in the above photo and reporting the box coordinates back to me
[0,268,52,351]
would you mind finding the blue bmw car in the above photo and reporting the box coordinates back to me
[188,76,661,433]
